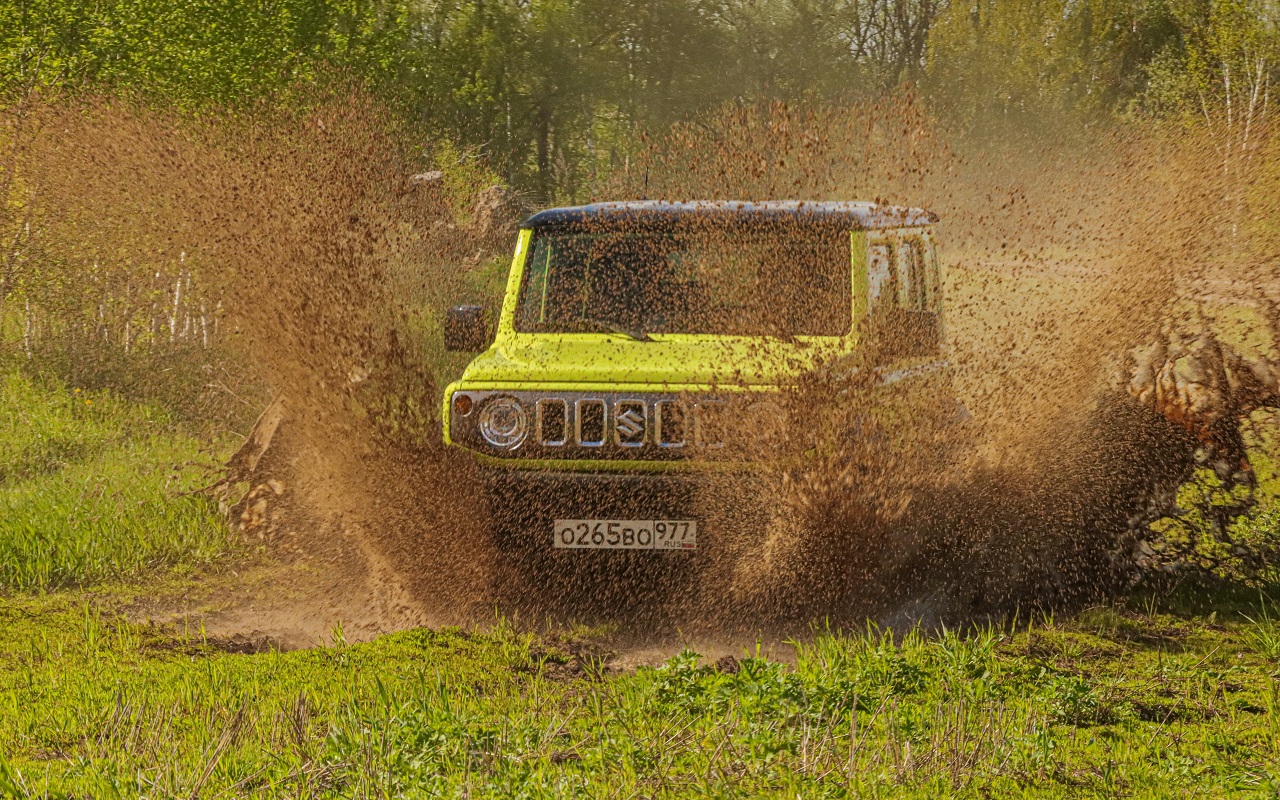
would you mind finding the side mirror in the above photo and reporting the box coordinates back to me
[444,305,489,352]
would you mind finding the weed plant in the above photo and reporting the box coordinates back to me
[1149,411,1280,583]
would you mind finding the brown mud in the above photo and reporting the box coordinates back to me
[7,90,1280,655]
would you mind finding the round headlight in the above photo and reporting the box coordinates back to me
[477,396,528,449]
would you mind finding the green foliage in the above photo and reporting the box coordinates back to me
[1243,599,1280,659]
[925,0,1185,131]
[430,139,503,225]
[3,0,1278,196]
[0,0,427,107]
[3,597,1280,795]
[1168,0,1280,116]
[0,368,230,590]
[1148,412,1280,583]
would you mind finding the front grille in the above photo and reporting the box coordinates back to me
[452,390,742,460]
[536,398,568,446]
[655,400,687,447]
[576,399,606,446]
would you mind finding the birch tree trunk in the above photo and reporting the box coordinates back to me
[170,271,182,345]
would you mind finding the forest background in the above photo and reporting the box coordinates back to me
[4,0,1276,202]
[1,0,1277,432]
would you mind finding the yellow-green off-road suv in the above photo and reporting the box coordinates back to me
[442,201,943,555]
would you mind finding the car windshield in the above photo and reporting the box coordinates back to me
[515,222,852,337]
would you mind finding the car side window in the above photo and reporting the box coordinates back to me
[925,237,941,311]
[865,232,941,360]
[895,238,927,312]
[867,241,894,310]
[869,237,931,313]
[518,236,554,327]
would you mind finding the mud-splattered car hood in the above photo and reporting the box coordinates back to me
[457,335,848,388]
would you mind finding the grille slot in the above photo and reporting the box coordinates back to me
[536,398,568,446]
[576,399,606,446]
[694,400,726,448]
[655,400,688,447]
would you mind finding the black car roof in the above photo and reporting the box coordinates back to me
[523,200,937,229]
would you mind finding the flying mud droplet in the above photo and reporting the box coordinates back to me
[10,87,1280,645]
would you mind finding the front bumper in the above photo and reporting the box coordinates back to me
[480,468,766,545]
[482,468,705,521]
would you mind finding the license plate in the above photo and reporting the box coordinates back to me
[553,519,697,550]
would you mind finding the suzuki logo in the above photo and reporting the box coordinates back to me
[614,401,647,446]
[616,409,644,437]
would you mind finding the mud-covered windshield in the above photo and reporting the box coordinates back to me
[515,224,852,337]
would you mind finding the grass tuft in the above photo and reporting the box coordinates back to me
[0,369,230,591]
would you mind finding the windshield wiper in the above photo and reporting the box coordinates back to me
[562,318,652,341]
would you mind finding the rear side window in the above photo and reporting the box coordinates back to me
[868,243,893,307]
[866,232,941,358]
[896,239,928,311]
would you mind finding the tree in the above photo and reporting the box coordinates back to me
[925,0,1184,132]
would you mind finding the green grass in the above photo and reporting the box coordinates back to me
[1,594,1280,797]
[3,325,1280,795]
[0,368,230,591]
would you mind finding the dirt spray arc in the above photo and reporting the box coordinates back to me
[609,97,1280,622]
[9,91,517,637]
[9,89,1280,639]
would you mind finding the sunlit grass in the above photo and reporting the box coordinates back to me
[0,368,230,591]
[2,597,1280,796]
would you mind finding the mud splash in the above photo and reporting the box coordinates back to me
[8,90,1280,647]
[607,98,1280,621]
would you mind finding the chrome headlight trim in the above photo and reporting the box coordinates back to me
[477,395,529,449]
